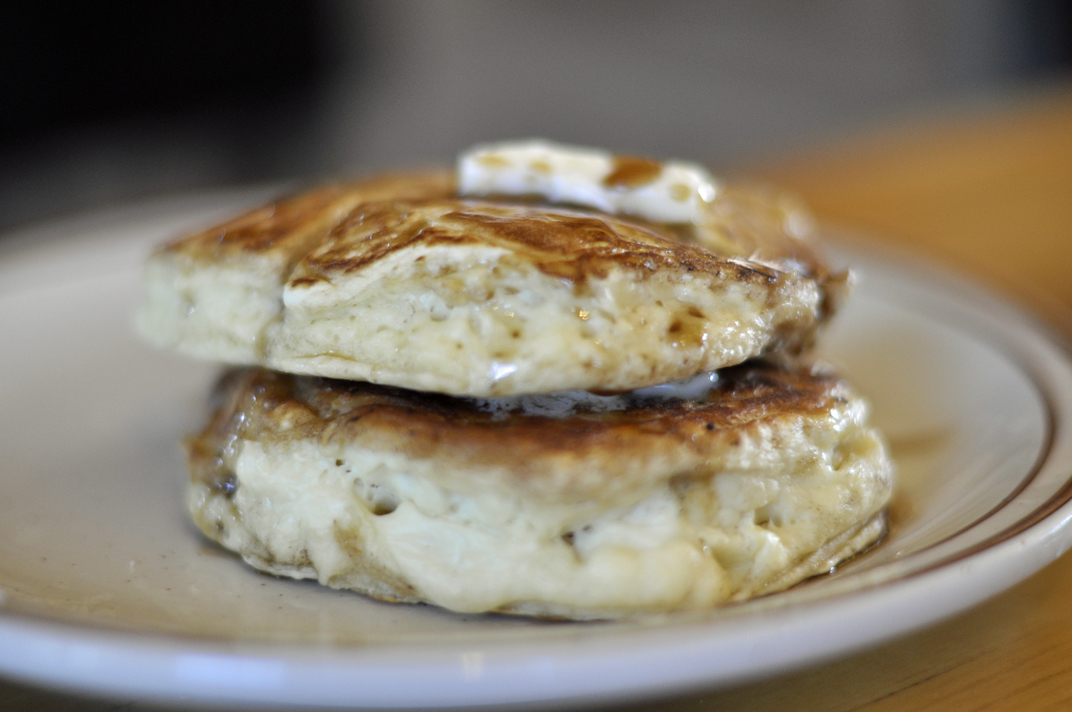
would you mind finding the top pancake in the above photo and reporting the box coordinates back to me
[138,170,847,396]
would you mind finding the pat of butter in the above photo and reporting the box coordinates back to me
[458,139,718,225]
[466,371,720,420]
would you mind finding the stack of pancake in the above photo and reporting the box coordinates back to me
[137,141,892,619]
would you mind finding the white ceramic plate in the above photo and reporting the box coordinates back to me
[1,193,1072,709]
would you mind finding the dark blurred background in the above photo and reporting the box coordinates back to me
[1,0,1070,233]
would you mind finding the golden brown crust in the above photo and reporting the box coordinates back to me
[154,169,832,287]
[466,180,833,280]
[189,363,848,498]
[289,199,784,288]
[158,171,456,264]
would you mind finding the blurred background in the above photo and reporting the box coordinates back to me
[1,0,1070,234]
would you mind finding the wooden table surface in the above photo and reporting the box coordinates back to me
[3,82,1072,711]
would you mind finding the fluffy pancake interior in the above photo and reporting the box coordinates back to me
[187,365,892,619]
[264,201,827,395]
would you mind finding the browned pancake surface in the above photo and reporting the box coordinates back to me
[287,199,790,289]
[158,171,456,264]
[190,363,848,500]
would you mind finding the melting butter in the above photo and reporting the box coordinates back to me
[458,139,718,225]
[465,371,720,420]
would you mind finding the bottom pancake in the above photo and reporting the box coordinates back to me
[185,364,893,619]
